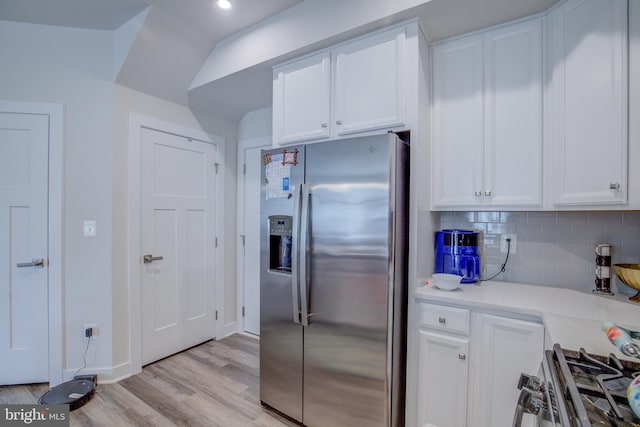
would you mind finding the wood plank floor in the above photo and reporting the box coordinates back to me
[0,334,298,427]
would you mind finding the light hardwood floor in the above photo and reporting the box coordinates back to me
[0,334,297,427]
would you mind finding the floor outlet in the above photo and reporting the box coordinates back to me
[501,234,517,254]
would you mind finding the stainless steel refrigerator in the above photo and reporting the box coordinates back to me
[259,133,408,427]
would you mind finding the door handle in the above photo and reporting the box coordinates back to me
[143,254,164,264]
[291,184,302,324]
[16,258,45,268]
[299,183,311,327]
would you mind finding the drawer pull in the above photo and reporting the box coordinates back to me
[438,316,446,324]
[459,353,466,360]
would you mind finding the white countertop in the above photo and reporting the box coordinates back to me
[415,279,640,361]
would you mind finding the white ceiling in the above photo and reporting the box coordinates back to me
[0,0,150,29]
[0,0,560,122]
[0,0,302,35]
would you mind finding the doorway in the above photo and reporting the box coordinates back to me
[237,137,270,336]
[128,114,225,371]
[0,101,63,386]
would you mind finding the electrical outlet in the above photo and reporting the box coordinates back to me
[84,323,97,339]
[500,234,517,254]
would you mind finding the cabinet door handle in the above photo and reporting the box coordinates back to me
[610,182,620,190]
[336,120,342,125]
[438,316,446,324]
[320,122,327,128]
[485,190,492,197]
[459,353,466,360]
[474,191,482,197]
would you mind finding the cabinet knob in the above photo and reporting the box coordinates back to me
[610,182,620,190]
[336,120,343,125]
[459,353,466,360]
[320,122,327,128]
[474,191,482,197]
[438,316,446,324]
[485,190,492,197]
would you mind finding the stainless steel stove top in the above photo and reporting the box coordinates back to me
[522,344,640,426]
[552,345,640,426]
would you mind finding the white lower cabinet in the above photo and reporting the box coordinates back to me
[417,330,469,427]
[416,302,544,427]
[468,313,544,427]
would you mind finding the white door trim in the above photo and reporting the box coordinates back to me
[235,136,270,334]
[0,100,64,386]
[128,113,225,374]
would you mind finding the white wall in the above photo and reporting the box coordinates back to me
[0,20,115,376]
[0,19,239,382]
[238,107,272,141]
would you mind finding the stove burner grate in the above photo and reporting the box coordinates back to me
[550,344,640,426]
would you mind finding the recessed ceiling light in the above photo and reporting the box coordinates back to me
[217,0,232,10]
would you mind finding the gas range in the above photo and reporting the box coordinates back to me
[514,344,640,426]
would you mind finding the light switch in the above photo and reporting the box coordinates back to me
[83,220,96,237]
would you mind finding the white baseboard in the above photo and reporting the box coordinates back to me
[222,321,238,338]
[62,361,136,385]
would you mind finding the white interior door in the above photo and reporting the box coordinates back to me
[242,146,263,335]
[140,127,217,365]
[0,112,49,385]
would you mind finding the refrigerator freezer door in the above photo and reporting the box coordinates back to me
[302,134,408,426]
[260,146,305,422]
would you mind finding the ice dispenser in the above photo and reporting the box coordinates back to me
[268,215,292,273]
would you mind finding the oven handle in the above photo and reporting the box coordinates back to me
[512,400,525,427]
[512,387,543,427]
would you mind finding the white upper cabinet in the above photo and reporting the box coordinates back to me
[431,18,543,209]
[484,21,542,207]
[432,34,484,208]
[272,24,409,147]
[332,27,406,137]
[548,0,628,206]
[272,52,331,145]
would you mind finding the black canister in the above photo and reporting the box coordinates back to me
[593,243,614,295]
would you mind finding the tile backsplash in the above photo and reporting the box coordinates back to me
[440,211,640,294]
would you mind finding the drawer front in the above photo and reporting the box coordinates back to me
[419,302,470,336]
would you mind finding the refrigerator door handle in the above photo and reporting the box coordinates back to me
[299,183,311,327]
[291,184,302,324]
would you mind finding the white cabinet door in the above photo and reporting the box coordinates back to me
[468,313,544,427]
[140,128,218,365]
[431,34,484,208]
[273,52,331,146]
[332,26,406,137]
[432,18,543,209]
[0,113,49,385]
[417,330,469,427]
[484,19,542,207]
[549,0,628,206]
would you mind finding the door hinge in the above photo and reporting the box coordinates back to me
[242,306,245,317]
[215,237,218,248]
[214,163,220,174]
[243,164,246,175]
[215,310,218,320]
[240,235,245,247]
